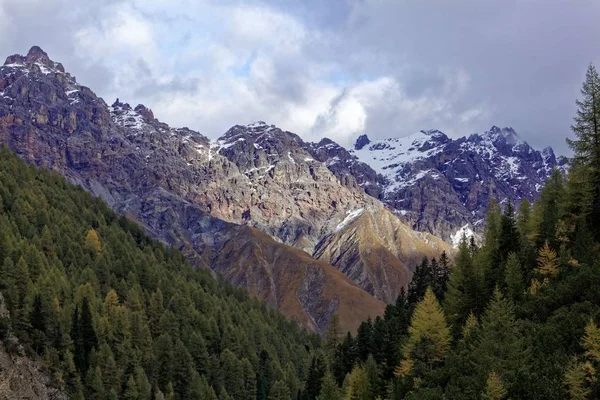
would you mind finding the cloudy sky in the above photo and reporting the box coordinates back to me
[1,0,598,153]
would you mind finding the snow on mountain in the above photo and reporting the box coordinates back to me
[312,126,568,241]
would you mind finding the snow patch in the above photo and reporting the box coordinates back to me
[334,208,365,233]
[451,224,475,247]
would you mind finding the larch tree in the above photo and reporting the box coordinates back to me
[84,228,102,258]
[482,371,508,400]
[536,242,559,281]
[397,287,450,378]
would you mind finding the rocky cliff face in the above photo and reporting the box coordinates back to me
[0,46,449,332]
[313,128,567,243]
[0,293,66,400]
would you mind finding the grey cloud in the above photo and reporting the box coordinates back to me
[1,0,598,154]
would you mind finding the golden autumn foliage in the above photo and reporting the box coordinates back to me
[536,242,559,278]
[85,228,102,258]
[396,287,450,376]
[482,371,508,400]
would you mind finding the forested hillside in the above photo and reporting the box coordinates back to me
[0,146,321,399]
[306,65,600,399]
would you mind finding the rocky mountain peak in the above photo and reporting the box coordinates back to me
[482,125,522,145]
[354,134,371,150]
[4,46,66,74]
[134,104,155,121]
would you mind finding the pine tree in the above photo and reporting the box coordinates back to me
[305,354,326,400]
[256,349,271,400]
[318,371,342,400]
[325,313,342,368]
[332,333,356,386]
[567,64,600,241]
[482,371,507,400]
[473,288,528,394]
[397,288,450,378]
[430,257,449,301]
[123,375,140,400]
[498,202,520,265]
[356,318,373,362]
[80,297,97,374]
[30,293,46,354]
[270,380,291,400]
[343,365,370,400]
[408,258,433,305]
[504,253,525,303]
[444,239,483,334]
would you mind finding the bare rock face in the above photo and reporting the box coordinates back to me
[213,122,381,252]
[0,294,66,400]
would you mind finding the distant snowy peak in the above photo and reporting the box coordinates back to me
[314,126,569,241]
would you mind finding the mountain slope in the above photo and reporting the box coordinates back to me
[0,46,390,334]
[313,207,451,303]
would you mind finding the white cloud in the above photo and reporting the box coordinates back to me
[2,0,592,153]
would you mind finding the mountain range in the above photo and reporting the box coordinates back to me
[0,46,562,333]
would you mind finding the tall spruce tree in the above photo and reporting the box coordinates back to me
[444,239,484,334]
[408,258,432,305]
[567,64,600,241]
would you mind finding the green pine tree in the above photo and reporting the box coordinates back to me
[567,64,600,241]
[318,371,342,400]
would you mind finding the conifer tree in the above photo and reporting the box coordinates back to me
[356,318,373,362]
[80,296,97,374]
[408,258,432,305]
[474,288,528,395]
[498,202,520,264]
[567,64,600,241]
[318,371,342,400]
[536,242,559,280]
[504,253,525,303]
[123,375,139,400]
[397,288,450,378]
[85,228,102,258]
[325,313,342,368]
[305,354,326,400]
[583,318,600,363]
[343,365,370,400]
[482,371,507,400]
[270,380,291,400]
[444,239,483,334]
[240,359,256,400]
[30,293,46,354]
[564,359,591,400]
